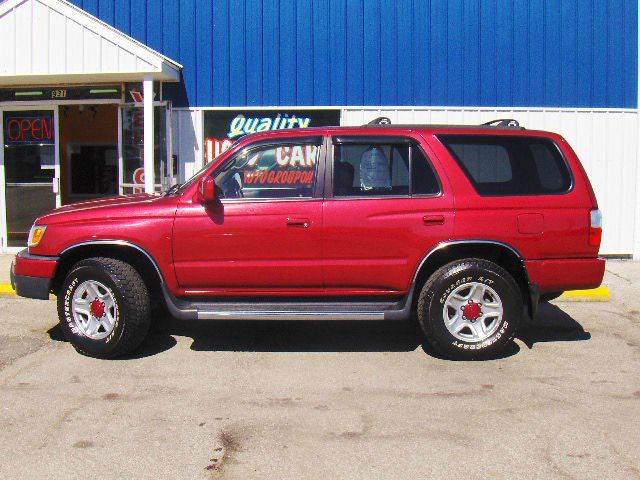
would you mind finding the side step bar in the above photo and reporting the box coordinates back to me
[161,285,414,321]
[198,311,385,321]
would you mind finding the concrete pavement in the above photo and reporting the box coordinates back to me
[0,260,638,479]
[0,253,13,285]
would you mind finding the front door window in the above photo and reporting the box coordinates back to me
[214,142,320,199]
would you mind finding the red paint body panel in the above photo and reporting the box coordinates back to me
[173,197,324,290]
[14,125,604,301]
[322,197,454,292]
[28,194,181,291]
[526,258,606,293]
[13,253,58,278]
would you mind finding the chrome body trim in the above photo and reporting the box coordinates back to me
[410,239,524,287]
[398,239,527,319]
[17,249,59,262]
[197,311,386,321]
[60,240,164,283]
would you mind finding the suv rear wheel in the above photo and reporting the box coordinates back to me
[417,258,522,360]
[57,257,151,358]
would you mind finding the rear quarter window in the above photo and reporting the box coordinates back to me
[438,135,572,196]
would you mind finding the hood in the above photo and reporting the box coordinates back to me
[37,193,167,224]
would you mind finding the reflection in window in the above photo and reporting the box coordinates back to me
[214,143,320,199]
[333,143,440,197]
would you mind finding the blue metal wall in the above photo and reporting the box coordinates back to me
[69,0,638,108]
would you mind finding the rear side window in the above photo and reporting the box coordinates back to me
[438,135,572,196]
[333,142,440,197]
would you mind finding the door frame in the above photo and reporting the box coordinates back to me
[0,104,60,253]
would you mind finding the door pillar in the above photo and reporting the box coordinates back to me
[143,74,155,193]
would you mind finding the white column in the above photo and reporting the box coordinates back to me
[635,12,640,260]
[634,111,640,259]
[143,74,155,193]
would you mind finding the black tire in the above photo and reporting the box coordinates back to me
[57,257,151,359]
[417,258,522,360]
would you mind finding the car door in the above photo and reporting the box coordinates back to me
[172,136,325,294]
[322,134,454,295]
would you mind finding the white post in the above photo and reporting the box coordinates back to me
[634,112,640,259]
[635,13,640,260]
[143,74,155,193]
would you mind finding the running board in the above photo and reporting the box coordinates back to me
[198,311,385,321]
[161,285,413,322]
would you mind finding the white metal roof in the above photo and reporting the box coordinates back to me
[0,0,182,86]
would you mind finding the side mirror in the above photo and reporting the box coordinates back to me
[197,177,217,203]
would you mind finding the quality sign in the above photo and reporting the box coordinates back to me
[203,109,341,163]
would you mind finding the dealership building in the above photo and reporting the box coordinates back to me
[0,0,638,257]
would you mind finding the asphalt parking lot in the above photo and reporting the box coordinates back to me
[0,260,639,479]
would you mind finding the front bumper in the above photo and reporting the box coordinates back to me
[10,249,58,300]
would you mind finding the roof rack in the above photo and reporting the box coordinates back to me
[363,117,524,129]
[482,119,520,128]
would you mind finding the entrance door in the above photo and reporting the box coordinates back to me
[59,104,119,204]
[1,108,59,248]
[119,103,174,194]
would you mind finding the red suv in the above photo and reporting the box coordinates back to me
[10,119,605,360]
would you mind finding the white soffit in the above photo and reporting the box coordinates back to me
[0,0,182,85]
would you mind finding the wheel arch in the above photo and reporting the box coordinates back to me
[411,240,534,317]
[51,241,164,300]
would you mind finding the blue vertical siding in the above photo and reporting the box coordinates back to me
[69,0,637,108]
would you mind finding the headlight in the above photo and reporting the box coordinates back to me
[28,225,47,247]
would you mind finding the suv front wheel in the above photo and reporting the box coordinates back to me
[57,257,151,358]
[417,259,522,360]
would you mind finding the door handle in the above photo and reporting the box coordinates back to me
[423,215,445,226]
[286,218,310,228]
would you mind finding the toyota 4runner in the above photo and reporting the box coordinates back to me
[10,119,605,360]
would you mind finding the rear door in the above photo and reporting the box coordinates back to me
[322,135,454,295]
[173,136,325,293]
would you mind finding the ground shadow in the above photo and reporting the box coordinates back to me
[45,301,590,359]
[517,302,591,349]
[46,324,177,359]
[163,317,423,353]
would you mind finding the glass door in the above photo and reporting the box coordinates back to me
[1,108,59,248]
[119,103,173,194]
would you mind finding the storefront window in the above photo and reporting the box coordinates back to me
[120,106,168,194]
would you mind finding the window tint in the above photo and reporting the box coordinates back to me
[438,135,572,196]
[334,144,408,196]
[333,142,440,197]
[412,146,441,195]
[214,142,320,199]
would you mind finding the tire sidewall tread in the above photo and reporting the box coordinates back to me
[57,257,151,359]
[417,258,522,360]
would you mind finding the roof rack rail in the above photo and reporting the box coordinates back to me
[361,117,524,130]
[366,116,392,126]
[482,119,520,128]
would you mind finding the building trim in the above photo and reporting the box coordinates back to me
[0,0,182,85]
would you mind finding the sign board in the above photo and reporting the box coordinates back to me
[4,113,55,145]
[203,109,341,163]
[0,86,121,102]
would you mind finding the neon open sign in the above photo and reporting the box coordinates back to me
[4,113,55,145]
